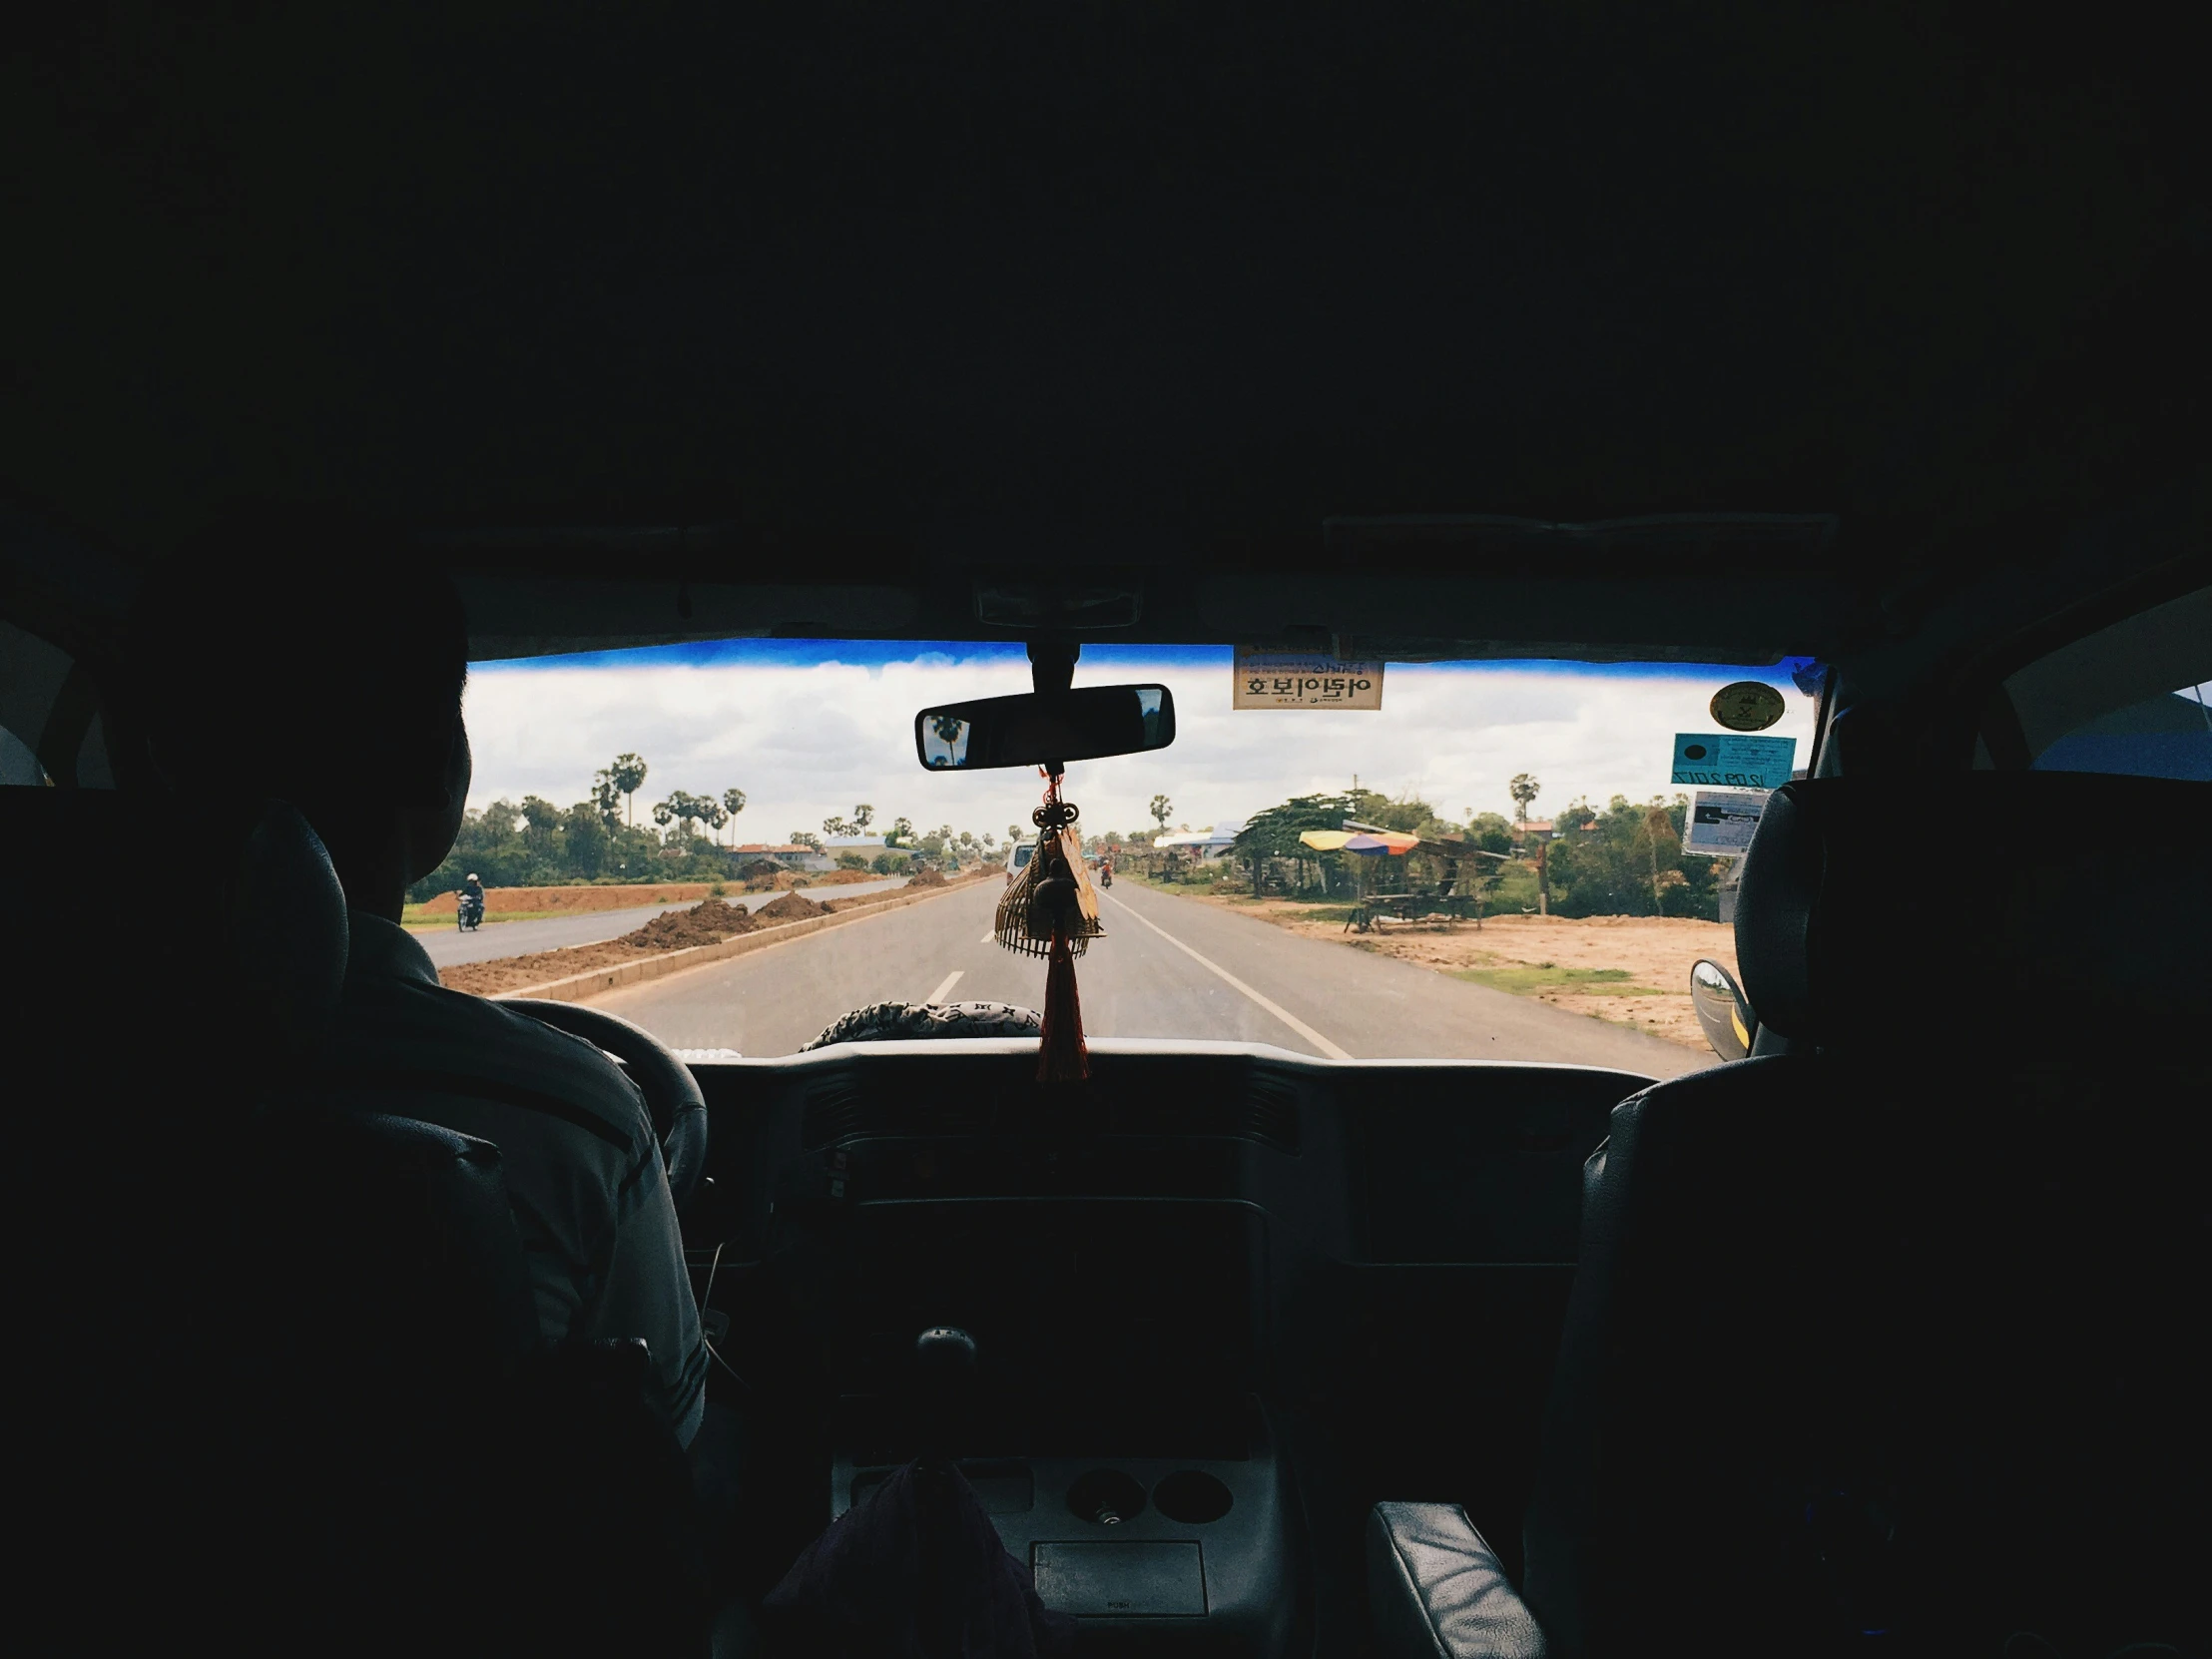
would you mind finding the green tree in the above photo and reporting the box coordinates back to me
[590,769,623,831]
[561,800,611,878]
[789,830,822,850]
[850,804,874,832]
[886,816,913,846]
[721,788,747,844]
[1149,794,1173,830]
[1509,773,1541,824]
[609,754,649,826]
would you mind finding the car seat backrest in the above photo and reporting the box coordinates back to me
[1524,775,2211,1657]
[1733,772,2211,1051]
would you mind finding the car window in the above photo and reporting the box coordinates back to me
[420,640,1820,1065]
[1980,586,2212,780]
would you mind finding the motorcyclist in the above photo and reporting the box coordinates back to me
[459,871,485,926]
[1099,849,1114,887]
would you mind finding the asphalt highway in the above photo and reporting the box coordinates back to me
[589,877,1716,1075]
[413,876,910,968]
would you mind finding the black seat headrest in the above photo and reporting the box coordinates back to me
[1735,775,2212,1050]
[1,790,347,1046]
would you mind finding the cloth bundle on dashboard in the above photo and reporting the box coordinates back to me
[760,1458,1075,1657]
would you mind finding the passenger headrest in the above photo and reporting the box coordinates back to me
[1736,775,2212,1050]
[0,790,347,1049]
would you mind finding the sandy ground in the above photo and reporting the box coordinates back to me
[435,872,990,997]
[1175,893,1738,1049]
[414,869,878,916]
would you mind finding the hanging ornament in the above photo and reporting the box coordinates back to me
[994,774,1104,1080]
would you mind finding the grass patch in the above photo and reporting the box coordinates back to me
[1451,964,1664,996]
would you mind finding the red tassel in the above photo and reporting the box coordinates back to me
[1037,929,1089,1082]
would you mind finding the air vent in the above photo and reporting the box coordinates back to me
[1241,1079,1303,1153]
[803,1088,867,1148]
[803,1091,998,1147]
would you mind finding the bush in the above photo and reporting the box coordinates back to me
[834,850,871,870]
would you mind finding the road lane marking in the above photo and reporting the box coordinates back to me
[1097,889,1353,1061]
[924,970,964,1004]
[979,932,996,945]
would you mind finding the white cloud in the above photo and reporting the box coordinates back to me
[460,647,1820,840]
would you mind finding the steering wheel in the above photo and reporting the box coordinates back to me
[502,1000,710,1214]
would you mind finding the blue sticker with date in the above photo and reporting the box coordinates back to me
[1670,733,1797,790]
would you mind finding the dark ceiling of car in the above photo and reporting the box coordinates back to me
[4,7,2204,664]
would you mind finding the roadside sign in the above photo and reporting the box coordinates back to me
[1234,648,1383,710]
[1682,790,1768,855]
[1670,732,1796,789]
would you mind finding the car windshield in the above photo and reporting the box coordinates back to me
[416,640,1822,1068]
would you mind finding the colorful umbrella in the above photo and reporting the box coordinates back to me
[1343,830,1419,855]
[1298,830,1355,851]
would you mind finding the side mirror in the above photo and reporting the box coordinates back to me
[913,684,1175,772]
[1689,958,1756,1061]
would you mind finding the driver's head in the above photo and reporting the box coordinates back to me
[130,509,473,889]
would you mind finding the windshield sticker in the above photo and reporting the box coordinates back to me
[1681,790,1769,854]
[1709,681,1786,732]
[1234,648,1383,710]
[1670,733,1796,789]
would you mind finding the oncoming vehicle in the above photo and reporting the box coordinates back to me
[7,15,2205,1659]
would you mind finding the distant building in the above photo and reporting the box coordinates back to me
[823,835,887,853]
[1151,821,1243,861]
[734,841,835,872]
[1510,820,1560,842]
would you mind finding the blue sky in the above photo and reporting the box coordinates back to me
[462,641,1823,842]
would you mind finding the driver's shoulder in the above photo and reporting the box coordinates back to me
[324,979,655,1163]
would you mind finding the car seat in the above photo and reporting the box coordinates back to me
[1368,774,2211,1657]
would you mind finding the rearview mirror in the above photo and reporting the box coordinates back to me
[1689,958,1756,1061]
[914,684,1176,771]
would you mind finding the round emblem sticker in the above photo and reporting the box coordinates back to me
[1710,681,1786,732]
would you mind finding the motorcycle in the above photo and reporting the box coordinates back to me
[1099,864,1114,888]
[457,891,485,931]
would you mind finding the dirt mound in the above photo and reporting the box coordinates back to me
[903,867,949,888]
[735,860,786,889]
[814,866,876,884]
[616,898,761,951]
[753,891,829,922]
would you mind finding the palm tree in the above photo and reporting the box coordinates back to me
[1509,773,1540,825]
[611,754,649,826]
[1149,794,1173,830]
[722,788,747,845]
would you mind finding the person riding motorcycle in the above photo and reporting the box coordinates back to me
[458,872,485,929]
[1098,849,1114,888]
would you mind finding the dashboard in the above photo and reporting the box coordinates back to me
[683,1040,1651,1449]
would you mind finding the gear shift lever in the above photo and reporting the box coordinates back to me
[913,1326,977,1468]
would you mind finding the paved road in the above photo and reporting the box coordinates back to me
[590,877,1715,1075]
[412,877,910,968]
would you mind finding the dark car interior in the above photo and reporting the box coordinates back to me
[5,9,2207,1657]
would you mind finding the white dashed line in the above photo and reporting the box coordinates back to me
[924,969,964,1005]
[1096,889,1353,1061]
[978,932,996,946]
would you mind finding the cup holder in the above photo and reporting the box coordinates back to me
[1152,1470,1234,1525]
[1066,1468,1147,1526]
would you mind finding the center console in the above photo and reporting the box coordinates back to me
[831,1336,1296,1655]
